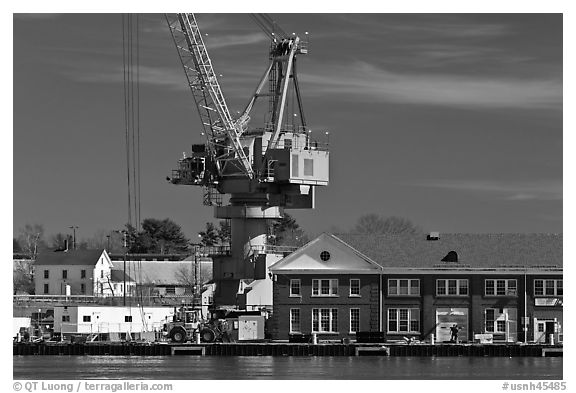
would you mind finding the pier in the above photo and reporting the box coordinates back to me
[13,342,561,357]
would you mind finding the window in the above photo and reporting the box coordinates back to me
[290,279,301,297]
[83,316,91,322]
[485,279,517,296]
[81,270,86,279]
[388,279,420,296]
[292,154,299,177]
[165,286,176,295]
[312,279,338,297]
[290,309,301,333]
[312,308,338,333]
[304,158,314,176]
[320,251,331,261]
[437,279,468,296]
[43,284,49,294]
[349,279,360,297]
[44,270,49,279]
[125,316,133,322]
[388,308,420,333]
[61,315,70,322]
[100,270,104,279]
[534,279,562,296]
[80,283,85,294]
[485,308,509,333]
[62,270,68,279]
[350,308,360,333]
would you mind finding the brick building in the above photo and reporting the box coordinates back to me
[269,232,562,343]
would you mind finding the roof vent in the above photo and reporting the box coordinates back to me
[441,251,458,263]
[427,232,440,241]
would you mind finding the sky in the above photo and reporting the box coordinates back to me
[12,12,563,244]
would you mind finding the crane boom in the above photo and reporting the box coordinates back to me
[165,13,253,179]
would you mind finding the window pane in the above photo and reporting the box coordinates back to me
[486,280,495,295]
[507,280,517,296]
[496,280,506,295]
[410,320,419,332]
[437,280,446,295]
[459,280,468,295]
[331,309,338,332]
[448,280,457,295]
[399,280,409,295]
[388,309,397,332]
[399,320,409,332]
[290,280,300,296]
[312,309,319,332]
[535,280,544,296]
[389,280,398,295]
[496,320,506,333]
[290,309,300,332]
[410,280,420,295]
[312,280,319,296]
[350,279,360,295]
[350,309,360,332]
[545,280,555,295]
[557,280,563,296]
[330,279,338,296]
[321,280,330,295]
[321,309,330,331]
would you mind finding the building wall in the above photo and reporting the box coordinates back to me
[54,306,175,334]
[34,264,95,296]
[273,272,562,343]
[272,274,380,340]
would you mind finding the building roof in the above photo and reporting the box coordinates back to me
[116,260,212,286]
[34,249,106,266]
[335,233,562,269]
[110,269,134,283]
[269,233,383,273]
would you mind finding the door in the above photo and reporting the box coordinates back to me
[545,322,555,343]
[436,308,469,343]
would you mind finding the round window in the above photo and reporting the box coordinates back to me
[320,251,331,261]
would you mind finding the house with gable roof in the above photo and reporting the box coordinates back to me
[269,232,562,344]
[34,249,136,297]
[269,233,384,340]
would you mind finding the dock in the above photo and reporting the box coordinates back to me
[13,342,562,357]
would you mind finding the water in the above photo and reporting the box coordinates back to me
[13,356,562,380]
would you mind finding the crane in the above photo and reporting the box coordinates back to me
[165,13,329,309]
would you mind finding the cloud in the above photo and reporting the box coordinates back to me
[68,65,187,90]
[300,61,561,110]
[204,33,268,49]
[409,179,562,201]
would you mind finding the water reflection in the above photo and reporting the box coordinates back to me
[13,356,562,380]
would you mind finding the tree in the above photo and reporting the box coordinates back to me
[18,224,45,260]
[13,260,34,295]
[217,220,231,245]
[13,238,22,253]
[50,233,71,251]
[128,218,190,254]
[271,213,308,247]
[353,214,422,235]
[199,222,219,246]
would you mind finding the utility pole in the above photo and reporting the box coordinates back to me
[114,230,129,306]
[69,226,79,250]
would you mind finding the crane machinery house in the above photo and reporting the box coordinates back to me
[269,233,562,344]
[164,14,329,310]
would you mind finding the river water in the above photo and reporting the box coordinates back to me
[13,356,562,380]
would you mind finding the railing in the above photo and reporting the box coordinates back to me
[250,244,298,255]
[13,295,206,306]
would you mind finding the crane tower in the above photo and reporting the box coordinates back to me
[165,14,329,309]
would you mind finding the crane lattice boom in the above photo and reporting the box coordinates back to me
[165,13,253,179]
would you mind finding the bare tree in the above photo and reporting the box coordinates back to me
[353,214,422,235]
[175,265,195,294]
[18,224,45,260]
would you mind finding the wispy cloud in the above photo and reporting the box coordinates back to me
[300,61,561,110]
[68,64,187,90]
[204,33,268,49]
[408,179,562,201]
